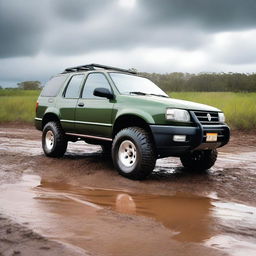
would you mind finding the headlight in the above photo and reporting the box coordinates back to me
[166,108,190,122]
[218,112,225,123]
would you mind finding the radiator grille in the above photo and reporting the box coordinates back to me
[193,111,220,125]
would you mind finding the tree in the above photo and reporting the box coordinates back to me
[138,72,256,92]
[17,81,41,90]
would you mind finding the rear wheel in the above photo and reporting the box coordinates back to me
[112,127,156,180]
[180,149,218,171]
[42,121,67,157]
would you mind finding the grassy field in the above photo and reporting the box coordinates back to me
[171,92,256,130]
[0,90,255,130]
[0,90,40,123]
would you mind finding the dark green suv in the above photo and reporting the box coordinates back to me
[35,64,230,180]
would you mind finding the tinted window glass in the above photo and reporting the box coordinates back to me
[41,75,67,97]
[64,75,84,98]
[82,73,111,99]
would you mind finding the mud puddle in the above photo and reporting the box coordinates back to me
[0,174,255,256]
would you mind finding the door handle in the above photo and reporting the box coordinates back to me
[78,102,84,107]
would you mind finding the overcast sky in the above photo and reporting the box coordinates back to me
[1,0,256,87]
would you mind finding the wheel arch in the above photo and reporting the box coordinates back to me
[112,114,154,139]
[42,112,60,129]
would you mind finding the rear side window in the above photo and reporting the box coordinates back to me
[64,75,84,98]
[41,75,67,97]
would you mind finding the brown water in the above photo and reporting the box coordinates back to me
[0,174,255,256]
[38,179,214,243]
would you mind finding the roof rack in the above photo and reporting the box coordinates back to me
[63,63,137,74]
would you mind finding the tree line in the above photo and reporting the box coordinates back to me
[0,81,41,90]
[140,72,256,92]
[1,72,256,92]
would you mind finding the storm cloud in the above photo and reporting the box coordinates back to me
[140,0,256,31]
[0,0,256,85]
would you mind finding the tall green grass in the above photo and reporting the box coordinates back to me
[0,89,40,97]
[0,90,40,123]
[171,92,256,130]
[0,90,255,129]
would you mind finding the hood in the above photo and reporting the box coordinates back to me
[123,95,221,112]
[161,97,221,112]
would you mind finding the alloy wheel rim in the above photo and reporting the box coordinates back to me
[118,140,137,170]
[45,130,54,150]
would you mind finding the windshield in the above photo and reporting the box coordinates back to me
[109,73,168,97]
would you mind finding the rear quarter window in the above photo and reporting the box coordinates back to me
[41,75,68,97]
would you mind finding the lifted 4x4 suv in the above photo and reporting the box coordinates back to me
[35,64,230,180]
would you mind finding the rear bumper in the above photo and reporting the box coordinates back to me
[150,124,230,158]
[34,117,42,131]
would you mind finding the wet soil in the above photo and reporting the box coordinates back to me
[0,213,85,256]
[0,125,256,256]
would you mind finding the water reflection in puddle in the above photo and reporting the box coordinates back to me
[38,179,214,243]
[0,174,255,256]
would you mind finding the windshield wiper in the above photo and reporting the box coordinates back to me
[129,92,168,98]
[129,91,147,96]
[149,93,169,98]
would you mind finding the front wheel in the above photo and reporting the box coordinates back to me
[42,121,67,157]
[112,127,156,180]
[180,149,218,171]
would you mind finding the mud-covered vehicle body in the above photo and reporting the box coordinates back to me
[35,64,230,179]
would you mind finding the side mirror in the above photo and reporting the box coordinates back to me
[93,88,114,100]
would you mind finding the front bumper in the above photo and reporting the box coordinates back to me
[150,123,230,158]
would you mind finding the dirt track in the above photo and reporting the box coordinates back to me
[0,124,256,256]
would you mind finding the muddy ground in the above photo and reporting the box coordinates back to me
[0,124,255,256]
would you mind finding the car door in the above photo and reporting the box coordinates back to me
[58,74,85,133]
[75,72,114,138]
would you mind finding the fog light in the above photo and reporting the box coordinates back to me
[173,135,186,142]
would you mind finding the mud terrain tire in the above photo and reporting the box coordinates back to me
[42,121,67,157]
[112,127,156,180]
[180,149,218,171]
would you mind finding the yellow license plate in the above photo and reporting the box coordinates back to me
[206,133,218,142]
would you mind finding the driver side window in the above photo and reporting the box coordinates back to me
[82,73,111,99]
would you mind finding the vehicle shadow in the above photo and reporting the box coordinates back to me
[149,166,211,181]
[60,150,211,181]
[61,150,114,169]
